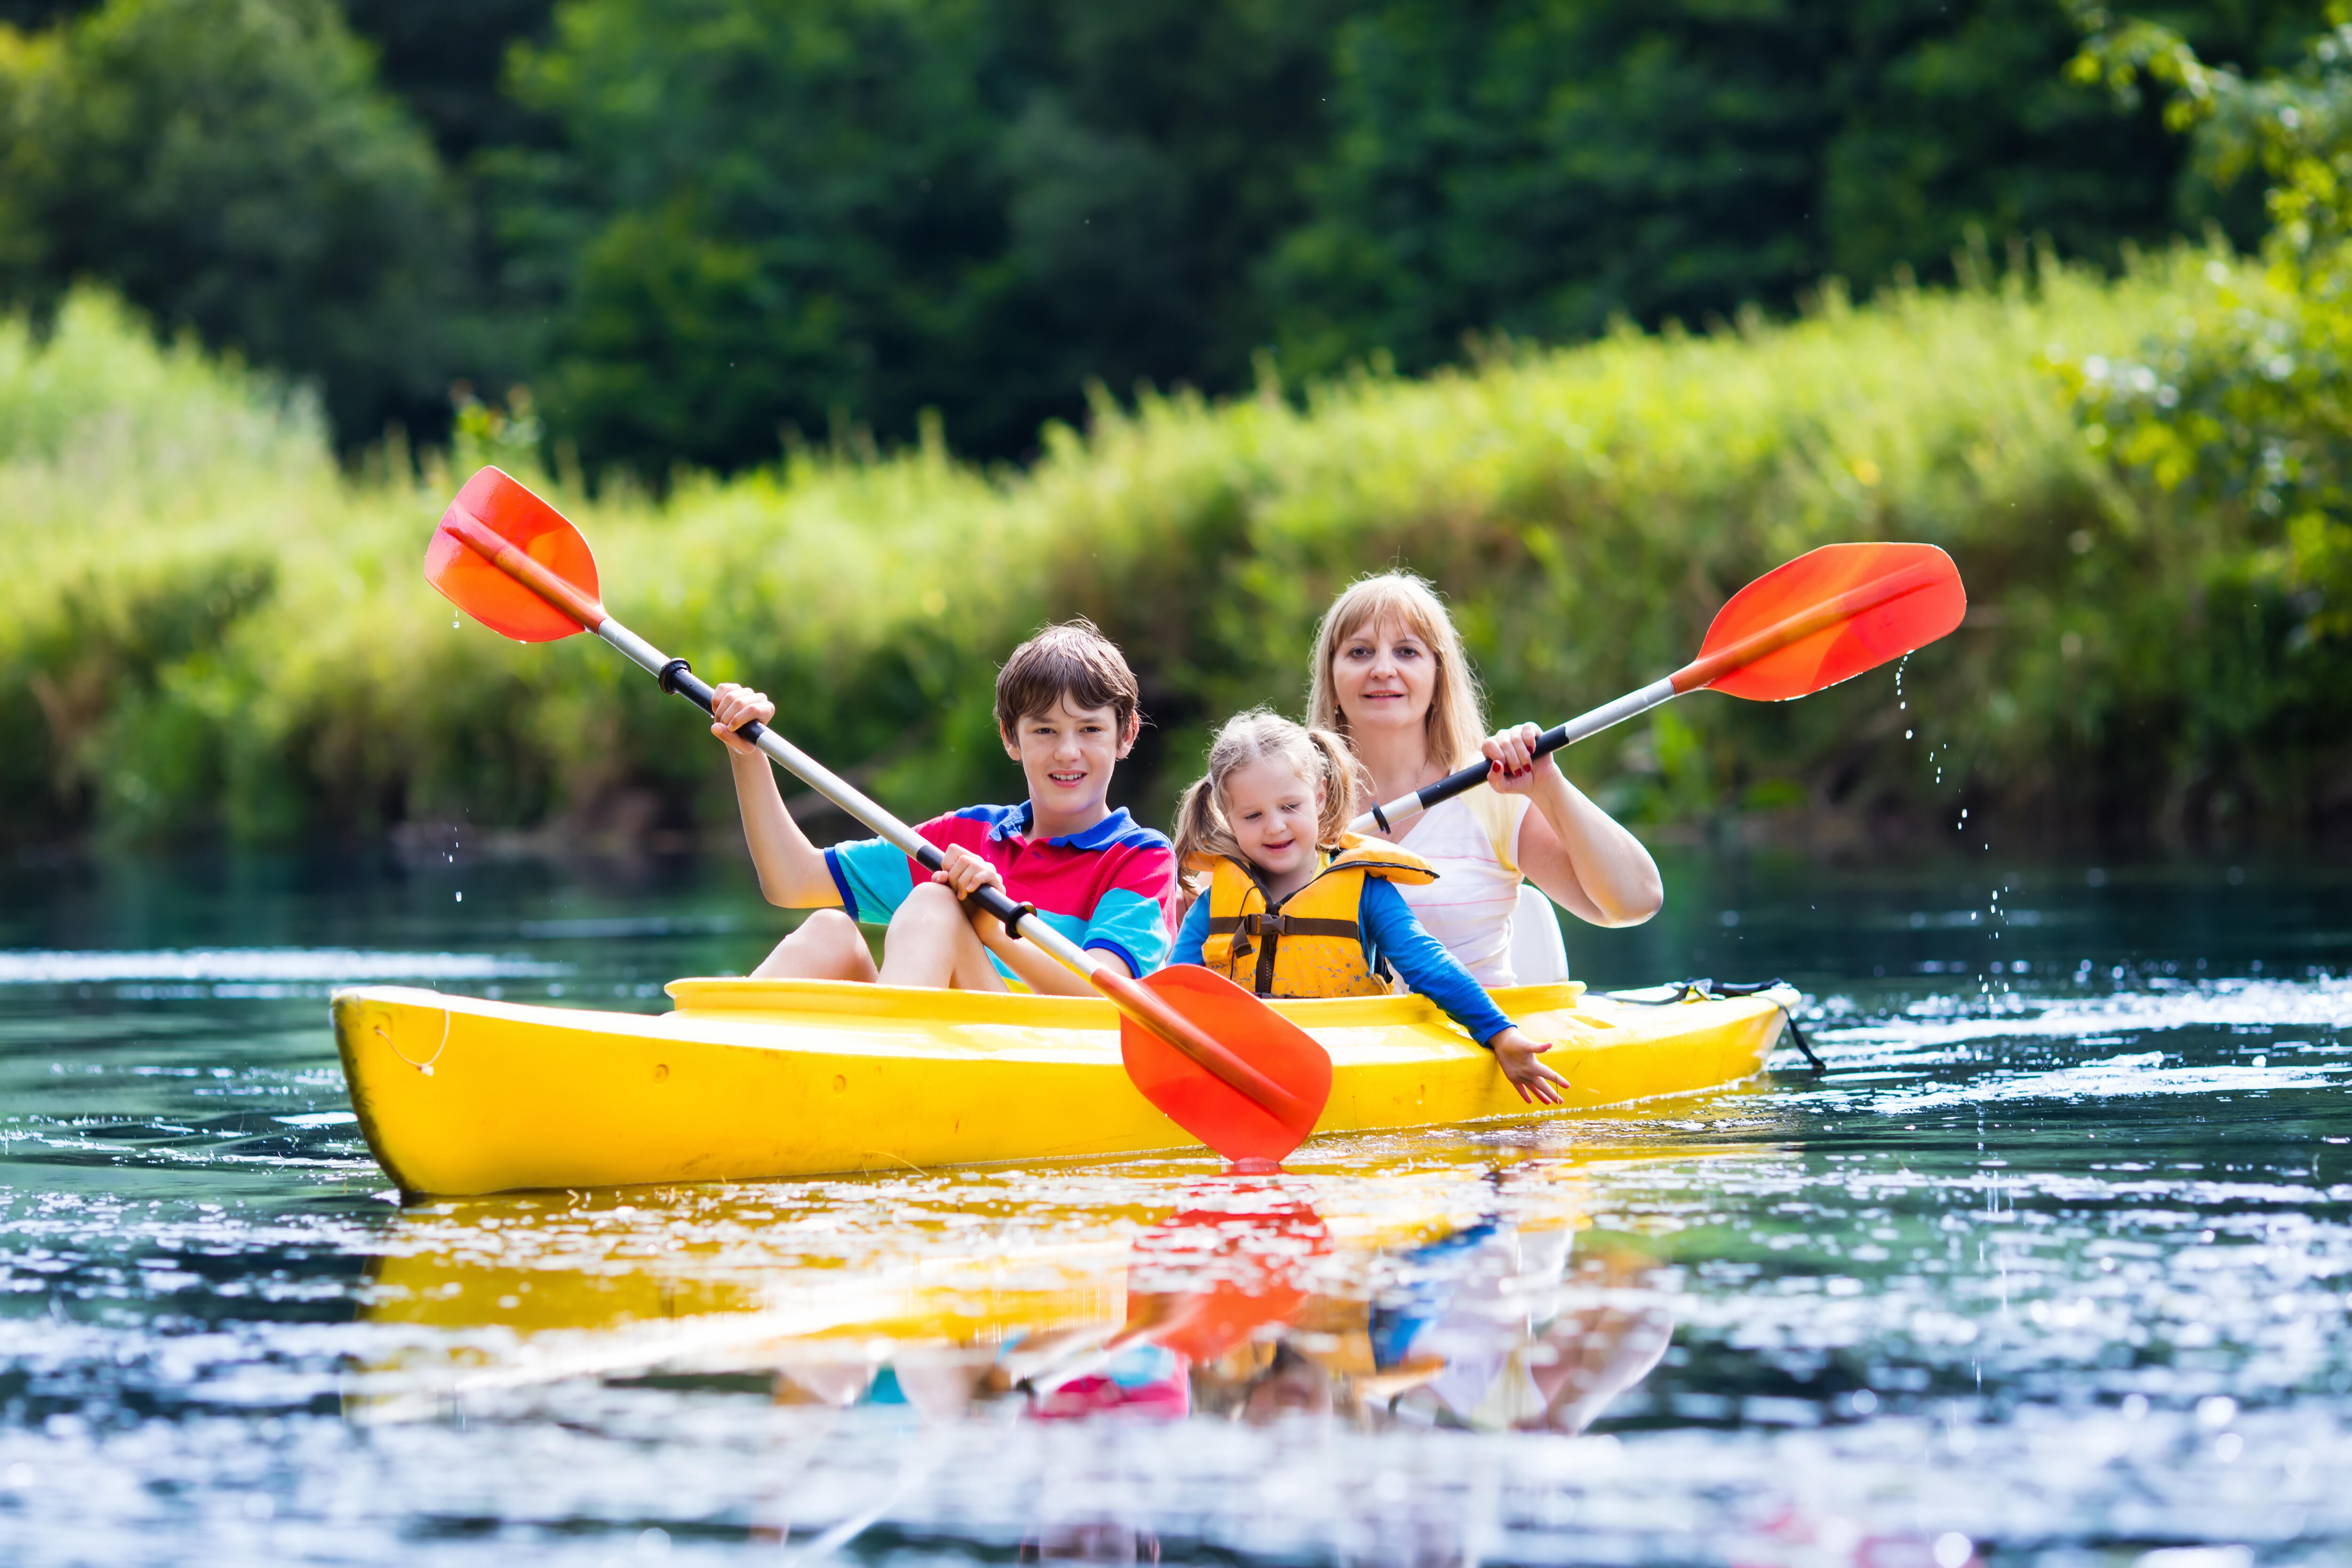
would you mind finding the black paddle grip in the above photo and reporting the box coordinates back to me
[658,658,772,747]
[1414,721,1577,813]
[656,657,1036,941]
[908,841,1038,938]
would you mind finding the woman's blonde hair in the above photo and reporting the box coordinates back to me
[1305,571,1489,772]
[1170,709,1359,888]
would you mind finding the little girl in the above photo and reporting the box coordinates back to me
[1168,710,1568,1105]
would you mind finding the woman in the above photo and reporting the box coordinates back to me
[1306,572,1662,985]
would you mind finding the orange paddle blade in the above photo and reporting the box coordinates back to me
[1681,541,1965,701]
[1119,965,1332,1166]
[424,466,605,642]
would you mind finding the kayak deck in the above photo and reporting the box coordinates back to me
[333,977,1785,1195]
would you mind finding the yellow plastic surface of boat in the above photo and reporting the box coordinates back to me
[333,977,1783,1195]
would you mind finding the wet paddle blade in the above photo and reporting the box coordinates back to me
[1694,541,1966,701]
[425,466,603,642]
[1119,965,1331,1165]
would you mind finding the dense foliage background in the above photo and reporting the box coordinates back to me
[0,0,2330,467]
[3,0,2349,852]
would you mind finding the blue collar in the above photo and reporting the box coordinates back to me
[964,801,1151,850]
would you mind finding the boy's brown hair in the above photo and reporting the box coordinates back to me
[995,619,1142,736]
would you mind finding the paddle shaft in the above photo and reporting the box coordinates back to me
[443,520,1312,1122]
[1348,556,1951,837]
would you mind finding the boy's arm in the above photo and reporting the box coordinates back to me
[929,847,1109,995]
[712,683,841,909]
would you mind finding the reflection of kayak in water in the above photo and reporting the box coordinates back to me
[352,1153,1699,1435]
[333,978,1788,1194]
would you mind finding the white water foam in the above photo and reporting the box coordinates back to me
[1872,1050,2352,1114]
[1822,976,2352,1052]
[0,949,569,984]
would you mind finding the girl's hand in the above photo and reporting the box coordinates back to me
[1486,1026,1568,1105]
[709,683,776,758]
[1483,722,1559,796]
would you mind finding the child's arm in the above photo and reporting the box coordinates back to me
[930,847,1107,996]
[1359,880,1569,1105]
[710,683,842,909]
[1168,894,1213,966]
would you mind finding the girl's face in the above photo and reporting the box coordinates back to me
[1220,757,1324,887]
[1329,617,1436,742]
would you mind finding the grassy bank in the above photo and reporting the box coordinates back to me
[5,255,2344,852]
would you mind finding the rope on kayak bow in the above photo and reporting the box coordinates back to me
[1616,979,1824,1072]
[374,1007,452,1076]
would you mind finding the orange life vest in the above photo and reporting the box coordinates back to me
[1198,836,1439,999]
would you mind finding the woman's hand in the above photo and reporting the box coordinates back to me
[709,683,776,758]
[1482,722,1560,796]
[933,845,1010,935]
[1486,1026,1569,1105]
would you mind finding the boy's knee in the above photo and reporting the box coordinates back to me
[893,881,965,926]
[793,907,863,952]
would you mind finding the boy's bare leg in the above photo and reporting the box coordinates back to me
[750,909,879,981]
[878,883,1011,991]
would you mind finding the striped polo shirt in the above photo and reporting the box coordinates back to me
[823,803,1177,981]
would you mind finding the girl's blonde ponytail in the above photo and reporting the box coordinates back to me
[1302,728,1360,849]
[1170,772,1240,892]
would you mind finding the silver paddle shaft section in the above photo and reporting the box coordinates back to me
[596,619,1107,979]
[1346,675,1679,836]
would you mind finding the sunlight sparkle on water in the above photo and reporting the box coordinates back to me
[1,852,2347,1566]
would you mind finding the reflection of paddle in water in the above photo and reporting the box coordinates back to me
[1011,1179,1329,1564]
[1025,1178,1330,1420]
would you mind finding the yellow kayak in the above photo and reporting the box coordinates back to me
[331,977,1785,1195]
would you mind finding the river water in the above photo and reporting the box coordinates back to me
[3,848,2348,1566]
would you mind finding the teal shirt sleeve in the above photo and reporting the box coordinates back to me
[1169,894,1213,967]
[1084,886,1173,976]
[1359,878,1515,1044]
[822,835,917,924]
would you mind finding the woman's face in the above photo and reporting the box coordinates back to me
[1328,617,1436,743]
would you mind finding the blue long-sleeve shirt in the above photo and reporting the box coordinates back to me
[1170,876,1515,1044]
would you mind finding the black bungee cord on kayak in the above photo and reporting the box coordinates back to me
[1616,979,1825,1072]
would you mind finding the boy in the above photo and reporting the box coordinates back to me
[707,620,1176,992]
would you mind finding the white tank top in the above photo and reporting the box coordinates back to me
[1389,790,1528,987]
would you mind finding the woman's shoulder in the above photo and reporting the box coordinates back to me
[1400,788,1526,869]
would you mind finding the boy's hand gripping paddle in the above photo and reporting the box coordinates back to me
[426,466,1331,1167]
[1350,541,1969,836]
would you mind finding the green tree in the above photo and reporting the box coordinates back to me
[0,0,470,443]
[1266,0,2321,382]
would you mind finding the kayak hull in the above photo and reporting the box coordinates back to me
[332,977,1783,1195]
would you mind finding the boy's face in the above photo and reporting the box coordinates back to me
[1001,696,1136,825]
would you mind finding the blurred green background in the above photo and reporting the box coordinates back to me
[3,0,2348,852]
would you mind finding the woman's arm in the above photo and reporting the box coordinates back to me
[1482,724,1663,928]
[711,683,842,909]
